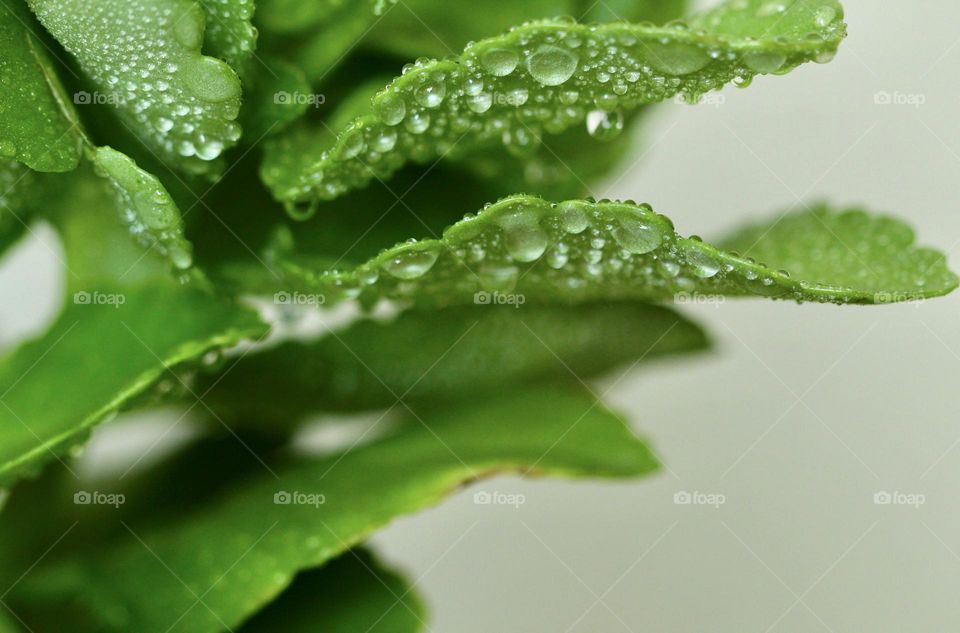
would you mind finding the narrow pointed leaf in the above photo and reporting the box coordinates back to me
[261,1,846,208]
[28,0,243,174]
[0,0,82,172]
[0,282,266,486]
[257,195,957,306]
[238,549,424,633]
[201,302,707,424]
[15,387,657,632]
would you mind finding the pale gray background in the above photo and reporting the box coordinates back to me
[2,0,959,631]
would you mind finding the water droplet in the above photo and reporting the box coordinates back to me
[372,128,398,152]
[375,93,406,125]
[404,111,430,134]
[481,47,520,76]
[497,206,549,262]
[467,92,493,113]
[742,50,786,73]
[414,76,446,108]
[181,58,240,102]
[683,244,721,278]
[382,249,439,279]
[815,5,838,27]
[612,216,662,254]
[558,201,590,233]
[478,264,519,292]
[527,45,579,86]
[586,109,624,141]
[645,42,711,75]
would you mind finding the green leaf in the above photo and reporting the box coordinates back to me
[238,549,424,633]
[261,1,846,209]
[255,195,957,307]
[28,0,243,174]
[0,158,64,256]
[0,611,18,633]
[198,0,257,75]
[237,57,312,138]
[579,0,689,24]
[0,0,82,172]
[15,387,656,632]
[90,146,194,271]
[0,282,266,486]
[200,301,707,424]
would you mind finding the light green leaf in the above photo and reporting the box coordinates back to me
[0,611,18,633]
[0,282,266,486]
[0,0,82,172]
[580,0,689,24]
[200,301,707,424]
[16,387,656,632]
[28,0,243,174]
[256,195,957,306]
[91,146,194,271]
[261,1,846,209]
[199,0,257,74]
[238,549,424,633]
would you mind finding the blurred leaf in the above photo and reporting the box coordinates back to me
[28,0,243,174]
[0,282,266,486]
[200,301,707,424]
[199,0,257,75]
[238,549,424,633]
[12,386,657,632]
[0,0,82,172]
[253,195,957,307]
[261,2,847,210]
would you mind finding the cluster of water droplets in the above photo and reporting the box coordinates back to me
[278,196,814,306]
[93,147,193,270]
[267,14,842,208]
[30,0,243,173]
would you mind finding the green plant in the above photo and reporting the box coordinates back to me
[0,0,955,630]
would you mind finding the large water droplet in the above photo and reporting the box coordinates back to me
[382,249,439,279]
[586,109,624,141]
[414,76,446,108]
[527,45,579,86]
[557,201,590,234]
[181,58,240,102]
[497,207,549,262]
[645,42,711,75]
[612,217,662,254]
[375,93,406,126]
[481,48,520,76]
[683,244,721,278]
[742,50,787,73]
